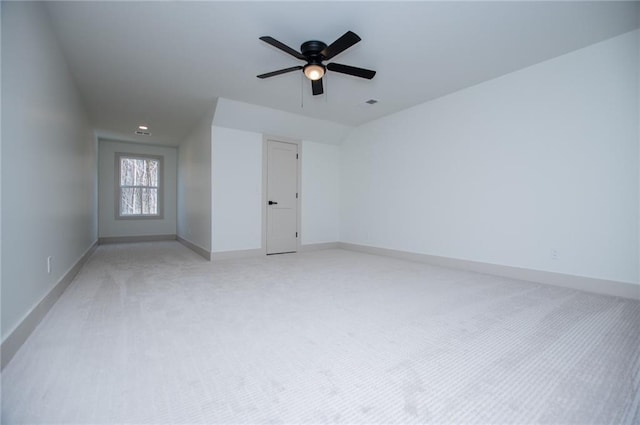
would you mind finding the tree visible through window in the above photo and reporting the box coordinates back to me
[117,154,162,218]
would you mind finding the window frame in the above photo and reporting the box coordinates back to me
[115,152,164,220]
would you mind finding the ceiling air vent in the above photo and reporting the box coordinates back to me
[135,130,152,136]
[365,99,378,105]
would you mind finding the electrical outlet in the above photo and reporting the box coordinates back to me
[47,256,52,273]
[550,249,559,260]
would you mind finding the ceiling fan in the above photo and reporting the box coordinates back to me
[257,31,376,96]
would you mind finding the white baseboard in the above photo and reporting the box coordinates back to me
[98,234,176,244]
[208,243,339,260]
[176,236,211,261]
[338,242,640,301]
[211,248,264,261]
[1,241,99,370]
[299,242,340,252]
[179,239,265,261]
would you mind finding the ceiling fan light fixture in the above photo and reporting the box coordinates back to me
[303,64,325,81]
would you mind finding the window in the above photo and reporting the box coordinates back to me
[116,153,163,219]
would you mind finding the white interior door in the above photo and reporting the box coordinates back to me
[266,140,298,254]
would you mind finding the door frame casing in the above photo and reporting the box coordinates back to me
[262,135,302,255]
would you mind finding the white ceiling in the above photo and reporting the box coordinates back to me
[45,1,639,146]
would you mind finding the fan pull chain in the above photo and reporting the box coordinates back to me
[325,74,328,103]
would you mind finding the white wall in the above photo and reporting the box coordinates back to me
[98,140,177,238]
[341,30,639,285]
[211,126,263,252]
[209,101,344,254]
[302,141,341,245]
[209,129,342,253]
[213,98,352,145]
[177,106,215,252]
[1,1,4,328]
[1,2,98,340]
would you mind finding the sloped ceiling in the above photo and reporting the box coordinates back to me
[45,1,639,146]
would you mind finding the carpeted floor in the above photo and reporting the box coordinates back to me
[2,241,639,424]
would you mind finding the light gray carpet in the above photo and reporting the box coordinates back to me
[2,242,639,424]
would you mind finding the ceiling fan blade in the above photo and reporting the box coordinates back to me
[320,31,361,60]
[311,78,324,96]
[259,36,306,60]
[327,62,376,79]
[257,66,303,79]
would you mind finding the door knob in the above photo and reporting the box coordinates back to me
[268,201,278,205]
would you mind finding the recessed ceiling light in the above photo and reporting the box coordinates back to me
[135,130,152,136]
[138,125,149,131]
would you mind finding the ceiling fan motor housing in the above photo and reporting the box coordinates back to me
[300,40,327,60]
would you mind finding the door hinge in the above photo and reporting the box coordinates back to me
[296,192,298,199]
[296,232,298,238]
[296,153,299,159]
